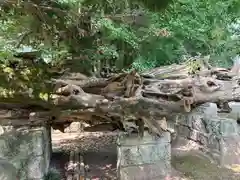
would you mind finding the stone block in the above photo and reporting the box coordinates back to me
[198,133,208,146]
[193,103,218,118]
[207,135,221,152]
[188,129,199,141]
[117,131,171,180]
[117,131,170,146]
[219,118,238,137]
[0,126,51,180]
[119,162,171,180]
[118,143,170,166]
[0,157,18,180]
[27,155,47,179]
[174,106,240,168]
[176,125,190,138]
[191,115,208,132]
[175,103,218,133]
[204,118,221,136]
[220,136,240,165]
[221,102,240,119]
[176,114,189,126]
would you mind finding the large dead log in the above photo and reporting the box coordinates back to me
[0,56,240,136]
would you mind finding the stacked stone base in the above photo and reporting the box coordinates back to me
[117,131,171,180]
[0,126,51,180]
[173,103,240,167]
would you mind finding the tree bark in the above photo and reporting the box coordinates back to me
[0,59,240,136]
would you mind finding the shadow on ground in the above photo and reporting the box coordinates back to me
[172,153,240,180]
[50,151,117,180]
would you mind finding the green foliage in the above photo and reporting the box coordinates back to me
[0,0,173,75]
[133,0,240,69]
[0,0,239,76]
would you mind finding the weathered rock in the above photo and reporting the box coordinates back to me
[64,122,84,133]
[177,103,218,129]
[174,103,240,167]
[0,126,51,180]
[176,124,191,138]
[220,102,240,119]
[0,157,18,180]
[117,131,171,180]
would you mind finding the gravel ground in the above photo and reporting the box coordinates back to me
[52,131,118,153]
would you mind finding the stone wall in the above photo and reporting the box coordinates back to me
[117,131,171,180]
[0,156,18,180]
[0,126,51,180]
[173,103,240,166]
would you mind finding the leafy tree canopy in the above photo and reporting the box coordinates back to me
[0,0,239,77]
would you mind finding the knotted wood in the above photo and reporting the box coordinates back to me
[0,56,240,136]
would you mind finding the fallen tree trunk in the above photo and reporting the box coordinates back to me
[0,56,239,136]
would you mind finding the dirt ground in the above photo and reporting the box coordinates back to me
[50,131,240,180]
[50,151,117,180]
[171,153,240,180]
[50,131,118,179]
